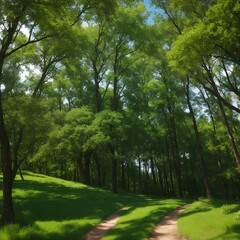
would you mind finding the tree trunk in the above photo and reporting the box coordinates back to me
[18,166,24,181]
[185,78,213,199]
[111,157,117,193]
[0,91,15,224]
[94,152,102,187]
[217,98,240,167]
[0,11,24,225]
[109,145,117,193]
[138,156,142,193]
[150,157,157,184]
[84,151,92,186]
[200,89,229,198]
[202,63,240,167]
[120,162,126,190]
[168,120,183,198]
[144,163,149,195]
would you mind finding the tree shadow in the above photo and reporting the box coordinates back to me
[101,200,186,240]
[0,174,126,240]
[206,223,240,240]
[1,172,187,240]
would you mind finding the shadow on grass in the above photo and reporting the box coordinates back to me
[13,179,122,223]
[0,172,124,240]
[178,199,240,240]
[179,199,221,218]
[206,223,240,240]
[0,172,186,240]
[180,199,240,220]
[102,200,185,240]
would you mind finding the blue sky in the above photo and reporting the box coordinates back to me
[144,0,151,8]
[144,0,160,13]
[143,0,162,23]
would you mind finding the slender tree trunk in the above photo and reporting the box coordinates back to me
[150,157,157,184]
[76,154,84,183]
[84,151,92,186]
[94,152,102,187]
[189,153,199,197]
[185,78,213,199]
[162,159,169,196]
[200,89,229,198]
[109,145,117,193]
[217,98,240,167]
[126,164,130,192]
[12,127,24,181]
[133,165,136,193]
[157,164,164,193]
[144,163,149,195]
[203,63,240,167]
[18,166,24,181]
[165,138,175,196]
[138,156,142,193]
[168,121,183,198]
[112,157,117,193]
[121,162,126,190]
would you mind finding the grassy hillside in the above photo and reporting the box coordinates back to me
[178,198,240,240]
[0,172,185,240]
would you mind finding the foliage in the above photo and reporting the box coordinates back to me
[1,0,240,226]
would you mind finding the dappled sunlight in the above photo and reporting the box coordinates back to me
[102,200,186,240]
[1,172,187,240]
[35,219,97,238]
[178,199,240,240]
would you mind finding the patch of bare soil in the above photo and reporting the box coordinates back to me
[149,205,189,240]
[81,208,123,240]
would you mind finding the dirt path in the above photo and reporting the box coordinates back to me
[81,205,188,240]
[81,208,123,240]
[149,205,189,240]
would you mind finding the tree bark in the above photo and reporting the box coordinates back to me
[217,98,240,167]
[168,118,183,198]
[111,157,117,193]
[0,90,15,224]
[185,78,213,199]
[138,156,142,193]
[94,152,102,187]
[120,162,126,190]
[84,151,92,186]
[150,156,157,185]
[0,12,22,225]
[109,145,117,193]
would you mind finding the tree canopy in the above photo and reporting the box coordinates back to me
[0,0,240,225]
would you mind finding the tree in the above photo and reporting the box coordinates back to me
[0,0,117,225]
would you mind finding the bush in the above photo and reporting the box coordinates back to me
[222,204,240,215]
[236,211,240,222]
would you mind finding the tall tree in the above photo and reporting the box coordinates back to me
[0,0,117,225]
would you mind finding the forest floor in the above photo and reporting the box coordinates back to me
[82,205,188,240]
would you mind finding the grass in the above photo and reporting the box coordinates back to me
[102,198,184,240]
[178,198,240,240]
[0,171,186,240]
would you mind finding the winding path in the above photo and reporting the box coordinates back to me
[149,204,189,240]
[81,208,123,240]
[82,205,188,240]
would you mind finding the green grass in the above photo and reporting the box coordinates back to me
[0,171,186,240]
[178,198,240,240]
[103,199,184,240]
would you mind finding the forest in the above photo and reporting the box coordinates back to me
[0,0,240,226]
